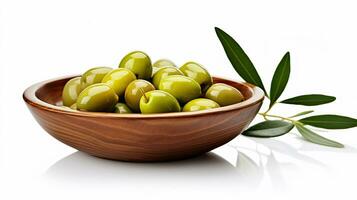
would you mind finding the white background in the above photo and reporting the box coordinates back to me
[1,0,357,199]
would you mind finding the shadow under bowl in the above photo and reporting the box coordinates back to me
[23,76,264,162]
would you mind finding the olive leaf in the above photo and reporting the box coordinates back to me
[299,115,357,129]
[295,123,344,148]
[242,120,294,138]
[215,27,267,96]
[269,52,290,108]
[289,110,314,118]
[280,94,336,106]
[215,27,356,147]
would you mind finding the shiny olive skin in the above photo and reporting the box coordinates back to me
[139,90,180,114]
[124,80,155,112]
[119,51,152,80]
[179,62,213,92]
[77,83,118,112]
[70,103,78,110]
[152,59,176,75]
[81,67,112,89]
[205,83,244,106]
[182,98,220,112]
[153,59,176,68]
[152,67,183,88]
[101,68,136,96]
[114,103,132,114]
[62,77,82,106]
[152,67,160,76]
[159,75,201,104]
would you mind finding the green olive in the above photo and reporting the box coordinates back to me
[152,67,160,76]
[124,80,155,112]
[119,51,152,80]
[182,98,220,112]
[205,83,244,106]
[152,59,176,75]
[101,68,136,96]
[70,103,77,110]
[159,75,201,104]
[77,83,118,112]
[62,77,82,106]
[153,59,176,68]
[114,103,132,114]
[81,67,112,89]
[179,62,213,92]
[152,67,183,88]
[139,90,180,114]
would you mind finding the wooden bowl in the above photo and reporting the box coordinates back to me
[23,76,264,162]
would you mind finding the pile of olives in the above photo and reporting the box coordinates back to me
[61,51,245,114]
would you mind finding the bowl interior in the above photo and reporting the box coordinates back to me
[35,76,254,107]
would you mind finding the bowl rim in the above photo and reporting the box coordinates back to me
[23,75,265,119]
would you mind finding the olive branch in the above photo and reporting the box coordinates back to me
[215,27,357,148]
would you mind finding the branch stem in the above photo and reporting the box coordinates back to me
[258,112,296,123]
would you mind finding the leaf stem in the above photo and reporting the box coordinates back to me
[261,100,275,120]
[259,102,311,124]
[258,112,296,123]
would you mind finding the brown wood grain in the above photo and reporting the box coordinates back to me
[23,76,264,162]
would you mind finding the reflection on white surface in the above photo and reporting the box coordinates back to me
[245,137,326,167]
[44,135,351,191]
[45,150,263,189]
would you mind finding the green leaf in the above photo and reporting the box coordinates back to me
[299,115,357,129]
[215,27,267,96]
[269,52,290,108]
[289,110,314,118]
[280,94,336,106]
[242,120,294,138]
[295,123,344,148]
